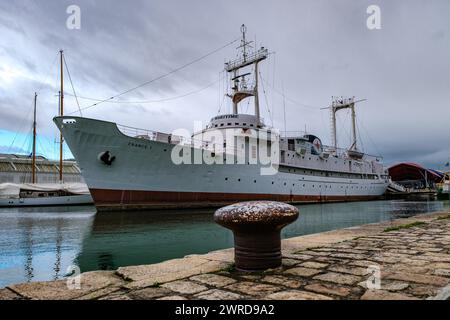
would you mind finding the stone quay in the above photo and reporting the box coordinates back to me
[1,211,450,300]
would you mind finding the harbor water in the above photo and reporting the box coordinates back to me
[1,199,449,288]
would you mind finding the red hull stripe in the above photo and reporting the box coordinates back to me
[89,188,382,210]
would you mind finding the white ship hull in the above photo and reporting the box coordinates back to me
[54,117,388,211]
[0,194,93,207]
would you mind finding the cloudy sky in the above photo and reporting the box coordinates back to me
[0,0,449,168]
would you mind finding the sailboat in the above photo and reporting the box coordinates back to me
[0,51,93,207]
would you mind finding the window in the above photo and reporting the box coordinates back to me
[288,139,295,151]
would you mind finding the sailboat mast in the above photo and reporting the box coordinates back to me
[59,50,64,183]
[32,92,37,184]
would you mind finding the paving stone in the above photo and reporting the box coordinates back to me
[190,274,237,287]
[300,261,328,269]
[328,265,369,276]
[157,295,188,300]
[283,267,322,277]
[434,269,450,277]
[330,253,368,260]
[407,285,440,297]
[99,291,133,300]
[161,280,208,294]
[348,260,380,268]
[266,290,332,300]
[128,287,173,300]
[313,272,360,285]
[118,256,228,289]
[0,288,24,300]
[8,271,124,300]
[261,275,303,288]
[415,255,450,263]
[382,281,410,291]
[224,281,281,297]
[195,289,244,300]
[398,259,430,267]
[387,265,430,274]
[239,274,262,281]
[282,258,302,267]
[283,253,314,260]
[361,289,419,300]
[300,250,330,257]
[384,272,450,287]
[304,283,351,297]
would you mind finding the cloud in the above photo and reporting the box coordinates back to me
[0,0,449,168]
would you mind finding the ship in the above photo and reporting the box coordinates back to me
[437,172,450,200]
[0,74,93,207]
[53,25,389,211]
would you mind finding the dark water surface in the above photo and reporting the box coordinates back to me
[1,200,449,288]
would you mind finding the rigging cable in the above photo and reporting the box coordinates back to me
[7,53,59,155]
[66,78,220,106]
[63,54,83,116]
[67,38,240,114]
[258,71,273,127]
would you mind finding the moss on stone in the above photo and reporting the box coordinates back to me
[383,221,426,232]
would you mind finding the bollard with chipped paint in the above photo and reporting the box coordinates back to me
[214,201,299,271]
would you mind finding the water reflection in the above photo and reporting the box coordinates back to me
[0,200,449,288]
[76,209,233,272]
[0,206,95,288]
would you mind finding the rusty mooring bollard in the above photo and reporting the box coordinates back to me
[214,201,299,271]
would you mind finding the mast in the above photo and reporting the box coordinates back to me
[59,50,64,183]
[32,92,37,184]
[326,96,366,154]
[254,61,260,122]
[350,102,357,151]
[225,24,268,127]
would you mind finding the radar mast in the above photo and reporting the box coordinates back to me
[224,24,268,127]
